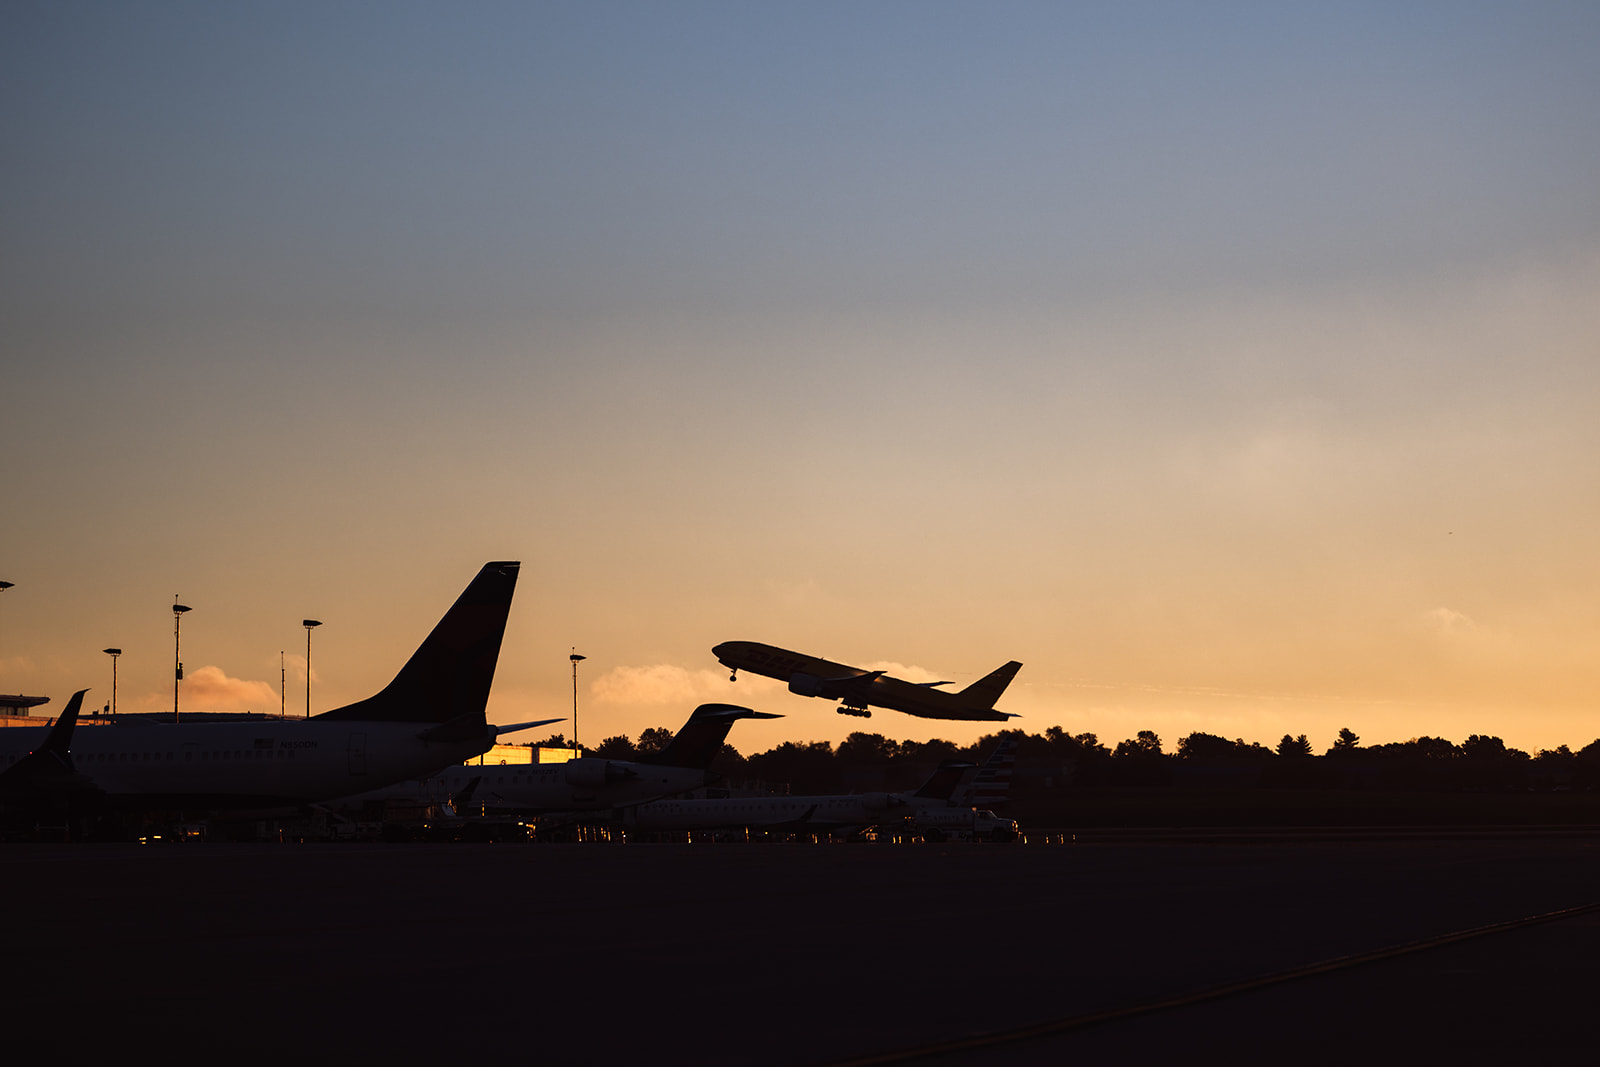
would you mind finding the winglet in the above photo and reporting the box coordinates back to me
[0,689,91,795]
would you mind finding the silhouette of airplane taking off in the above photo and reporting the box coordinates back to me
[712,641,1021,722]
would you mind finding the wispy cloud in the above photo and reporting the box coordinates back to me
[1425,607,1477,637]
[592,664,781,706]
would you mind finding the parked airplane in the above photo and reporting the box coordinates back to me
[712,641,1021,721]
[0,561,552,828]
[618,745,998,839]
[332,702,779,821]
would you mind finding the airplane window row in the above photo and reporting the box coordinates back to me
[1,750,305,763]
[72,750,302,762]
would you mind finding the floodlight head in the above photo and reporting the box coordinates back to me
[303,619,322,629]
[103,647,122,656]
[173,604,191,614]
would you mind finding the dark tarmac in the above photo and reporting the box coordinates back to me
[10,834,1599,1065]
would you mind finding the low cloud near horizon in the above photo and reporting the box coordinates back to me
[132,665,280,713]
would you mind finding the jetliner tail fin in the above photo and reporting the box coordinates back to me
[316,562,519,725]
[646,703,781,769]
[956,660,1022,708]
[912,759,977,800]
[955,737,1019,808]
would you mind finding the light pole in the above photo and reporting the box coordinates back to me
[172,601,191,722]
[280,651,286,718]
[102,648,121,719]
[570,650,586,758]
[303,620,321,719]
[0,581,12,668]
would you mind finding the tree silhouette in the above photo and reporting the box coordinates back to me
[1178,732,1271,762]
[593,735,636,760]
[635,727,673,757]
[1327,727,1361,756]
[1276,734,1312,758]
[1114,730,1164,759]
[837,732,900,763]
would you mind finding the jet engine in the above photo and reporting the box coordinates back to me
[859,792,902,812]
[563,758,636,789]
[787,673,826,698]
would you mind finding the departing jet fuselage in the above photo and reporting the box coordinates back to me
[711,641,1020,722]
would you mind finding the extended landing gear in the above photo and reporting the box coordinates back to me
[836,704,872,718]
[729,669,737,682]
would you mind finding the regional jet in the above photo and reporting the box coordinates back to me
[712,641,1021,722]
[333,702,780,820]
[617,740,1012,839]
[0,561,554,831]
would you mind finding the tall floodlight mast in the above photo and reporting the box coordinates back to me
[172,601,191,722]
[570,650,586,758]
[102,648,121,718]
[303,620,322,719]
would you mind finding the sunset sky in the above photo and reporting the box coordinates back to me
[5,2,1598,757]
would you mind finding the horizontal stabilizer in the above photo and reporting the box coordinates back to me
[493,718,564,738]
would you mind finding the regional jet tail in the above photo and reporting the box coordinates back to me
[644,703,782,769]
[952,737,1019,809]
[0,561,539,824]
[712,641,1022,722]
[910,759,978,803]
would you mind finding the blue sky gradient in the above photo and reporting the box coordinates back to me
[5,3,1599,753]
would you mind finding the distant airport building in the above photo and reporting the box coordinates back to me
[1,694,51,728]
[463,742,579,766]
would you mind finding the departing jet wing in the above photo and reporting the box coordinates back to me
[829,671,883,700]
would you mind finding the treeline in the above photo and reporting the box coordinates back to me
[537,725,1600,796]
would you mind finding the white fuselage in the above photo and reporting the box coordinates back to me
[0,719,494,809]
[335,757,711,815]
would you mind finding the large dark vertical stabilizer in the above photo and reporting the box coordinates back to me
[316,561,519,725]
